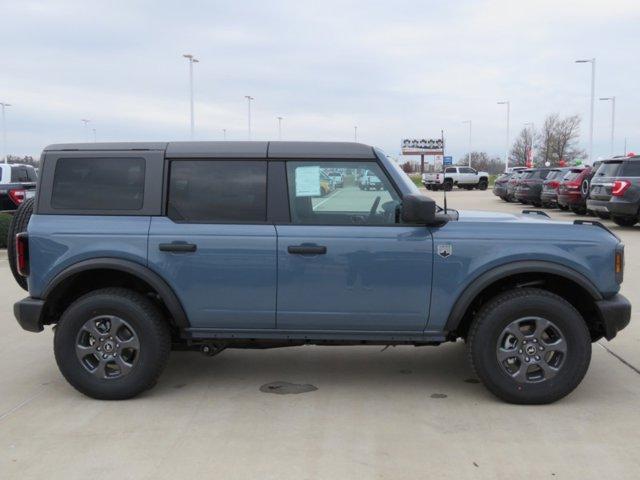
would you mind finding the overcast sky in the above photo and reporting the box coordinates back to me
[1,0,638,162]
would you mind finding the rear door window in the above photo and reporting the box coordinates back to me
[10,166,30,182]
[167,160,267,223]
[52,157,146,210]
[595,162,623,178]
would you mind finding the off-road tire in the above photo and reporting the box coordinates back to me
[54,288,171,400]
[7,197,34,291]
[478,178,488,190]
[612,216,638,227]
[444,179,453,191]
[468,288,591,404]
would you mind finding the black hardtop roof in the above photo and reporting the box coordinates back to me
[43,141,377,159]
[601,155,640,163]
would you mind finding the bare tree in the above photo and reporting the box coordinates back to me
[509,128,534,167]
[459,151,505,174]
[554,114,586,163]
[535,114,559,166]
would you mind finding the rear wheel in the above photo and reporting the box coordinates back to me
[612,216,638,227]
[54,288,171,400]
[571,206,587,215]
[595,211,610,220]
[444,180,453,191]
[468,288,591,404]
[7,198,34,291]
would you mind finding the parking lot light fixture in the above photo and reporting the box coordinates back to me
[245,96,254,140]
[183,54,199,139]
[81,119,90,142]
[354,126,358,142]
[462,120,472,166]
[599,96,616,155]
[223,128,227,140]
[277,117,283,140]
[0,102,11,164]
[497,101,510,172]
[575,58,596,162]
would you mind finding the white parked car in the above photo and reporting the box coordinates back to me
[422,166,489,191]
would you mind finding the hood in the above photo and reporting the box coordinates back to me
[456,210,568,224]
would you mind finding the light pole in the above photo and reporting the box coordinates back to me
[599,96,616,156]
[245,96,254,140]
[354,126,358,142]
[462,120,472,166]
[81,119,90,142]
[277,116,283,140]
[575,58,596,162]
[183,54,199,139]
[497,101,510,172]
[223,129,227,140]
[92,128,97,143]
[1,102,11,164]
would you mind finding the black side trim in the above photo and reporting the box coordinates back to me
[594,293,631,340]
[42,258,190,328]
[444,260,603,333]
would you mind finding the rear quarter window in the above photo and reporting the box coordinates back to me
[51,157,145,210]
[595,162,623,178]
[621,161,640,177]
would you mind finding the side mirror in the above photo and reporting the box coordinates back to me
[401,194,436,225]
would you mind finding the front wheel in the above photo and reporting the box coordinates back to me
[478,178,488,190]
[468,288,591,404]
[54,288,171,400]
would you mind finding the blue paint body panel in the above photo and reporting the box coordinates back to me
[27,215,151,298]
[147,217,277,329]
[276,225,433,331]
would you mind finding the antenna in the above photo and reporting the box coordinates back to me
[441,129,447,214]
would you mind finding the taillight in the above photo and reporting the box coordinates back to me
[8,189,26,206]
[611,180,631,196]
[548,181,559,189]
[16,233,29,277]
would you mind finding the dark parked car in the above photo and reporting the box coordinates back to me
[587,156,640,227]
[540,168,571,208]
[515,168,553,207]
[0,163,37,212]
[505,170,526,202]
[557,167,591,215]
[492,172,511,200]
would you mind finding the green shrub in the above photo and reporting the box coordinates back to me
[0,213,13,249]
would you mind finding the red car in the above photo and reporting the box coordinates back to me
[557,167,591,214]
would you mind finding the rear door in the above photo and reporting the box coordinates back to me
[148,159,277,330]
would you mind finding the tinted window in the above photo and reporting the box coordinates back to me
[168,160,266,222]
[10,166,30,182]
[595,162,623,178]
[52,157,145,210]
[445,167,457,173]
[563,170,583,181]
[27,166,37,181]
[621,161,640,176]
[286,161,400,225]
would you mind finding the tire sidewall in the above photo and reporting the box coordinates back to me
[471,292,591,404]
[54,292,167,399]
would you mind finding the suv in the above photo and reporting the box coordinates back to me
[540,168,570,208]
[0,163,37,212]
[359,170,382,190]
[11,141,630,404]
[587,156,640,227]
[514,168,554,206]
[557,167,591,215]
[422,166,489,191]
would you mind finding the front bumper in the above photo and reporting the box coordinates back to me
[595,293,631,340]
[14,297,45,332]
[587,199,639,217]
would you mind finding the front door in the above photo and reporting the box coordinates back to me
[276,160,433,332]
[148,159,277,330]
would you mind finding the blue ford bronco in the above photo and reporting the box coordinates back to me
[11,141,630,403]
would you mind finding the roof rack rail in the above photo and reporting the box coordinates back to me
[573,219,620,241]
[521,209,550,218]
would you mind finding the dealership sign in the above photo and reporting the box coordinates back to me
[402,138,444,155]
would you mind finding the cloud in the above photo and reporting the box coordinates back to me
[0,0,638,160]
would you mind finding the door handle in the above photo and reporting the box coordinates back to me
[287,245,327,255]
[159,242,197,253]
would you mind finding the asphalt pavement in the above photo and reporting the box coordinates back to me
[1,189,639,479]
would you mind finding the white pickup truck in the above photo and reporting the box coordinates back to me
[422,166,489,191]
